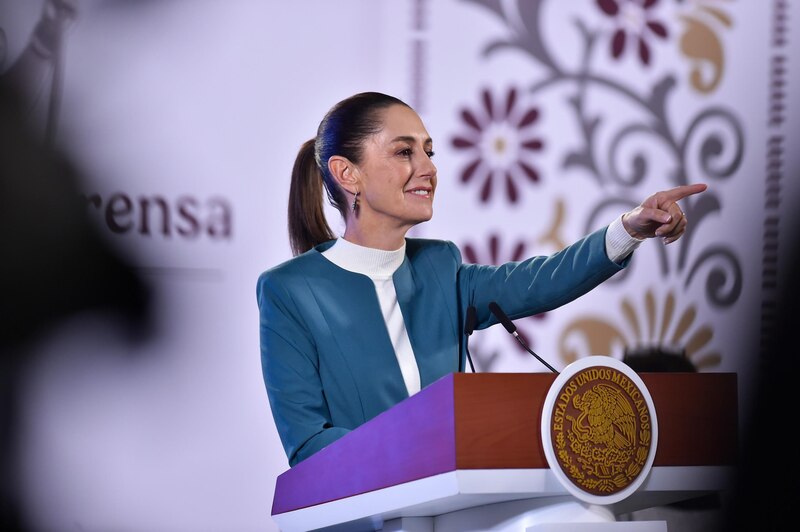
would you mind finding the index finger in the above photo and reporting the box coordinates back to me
[660,183,708,202]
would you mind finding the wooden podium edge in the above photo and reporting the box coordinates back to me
[453,372,739,468]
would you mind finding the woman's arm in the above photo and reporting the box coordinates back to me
[456,226,623,331]
[456,183,708,332]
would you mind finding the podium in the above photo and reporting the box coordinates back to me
[271,371,738,531]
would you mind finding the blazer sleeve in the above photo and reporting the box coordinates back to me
[456,226,628,331]
[257,272,349,467]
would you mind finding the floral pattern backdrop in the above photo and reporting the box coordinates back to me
[402,0,767,380]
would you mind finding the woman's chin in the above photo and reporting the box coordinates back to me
[413,209,433,224]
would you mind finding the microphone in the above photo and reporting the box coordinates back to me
[463,305,477,373]
[488,301,558,373]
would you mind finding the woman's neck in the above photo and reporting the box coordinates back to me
[343,222,408,251]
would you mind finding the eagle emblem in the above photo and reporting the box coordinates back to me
[546,361,655,499]
[572,383,636,451]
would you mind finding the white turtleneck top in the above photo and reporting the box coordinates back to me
[322,237,421,396]
[321,215,641,396]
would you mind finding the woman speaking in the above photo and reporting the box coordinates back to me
[257,91,706,467]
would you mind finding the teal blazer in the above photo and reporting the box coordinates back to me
[257,228,626,466]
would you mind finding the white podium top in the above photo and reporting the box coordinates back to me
[273,466,733,532]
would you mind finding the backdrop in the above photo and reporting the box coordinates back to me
[1,0,798,530]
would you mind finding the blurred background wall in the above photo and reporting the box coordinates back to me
[1,0,797,530]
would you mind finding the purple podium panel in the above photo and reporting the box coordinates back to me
[272,373,457,515]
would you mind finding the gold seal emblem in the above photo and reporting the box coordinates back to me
[541,356,658,504]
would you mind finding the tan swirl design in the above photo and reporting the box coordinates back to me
[557,288,721,369]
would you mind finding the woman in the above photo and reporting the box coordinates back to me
[258,92,706,467]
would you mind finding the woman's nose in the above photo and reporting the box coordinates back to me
[419,154,437,177]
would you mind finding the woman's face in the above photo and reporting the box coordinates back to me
[353,104,437,234]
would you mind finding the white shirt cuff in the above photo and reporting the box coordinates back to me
[605,215,643,263]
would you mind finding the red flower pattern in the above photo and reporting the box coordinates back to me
[451,87,544,203]
[597,0,669,66]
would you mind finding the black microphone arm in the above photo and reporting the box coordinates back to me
[488,301,559,373]
[462,305,477,373]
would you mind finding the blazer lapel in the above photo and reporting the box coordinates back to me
[394,256,459,388]
[306,257,409,417]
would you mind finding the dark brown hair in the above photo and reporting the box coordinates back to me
[287,92,410,256]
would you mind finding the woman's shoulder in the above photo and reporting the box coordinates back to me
[257,242,333,285]
[405,237,461,263]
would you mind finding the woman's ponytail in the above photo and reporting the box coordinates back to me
[287,138,335,256]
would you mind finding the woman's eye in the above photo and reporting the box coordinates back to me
[397,148,434,158]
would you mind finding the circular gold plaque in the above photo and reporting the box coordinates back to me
[541,356,658,505]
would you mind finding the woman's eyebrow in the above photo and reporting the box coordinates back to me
[390,135,433,145]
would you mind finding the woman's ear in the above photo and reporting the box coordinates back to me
[328,156,359,194]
